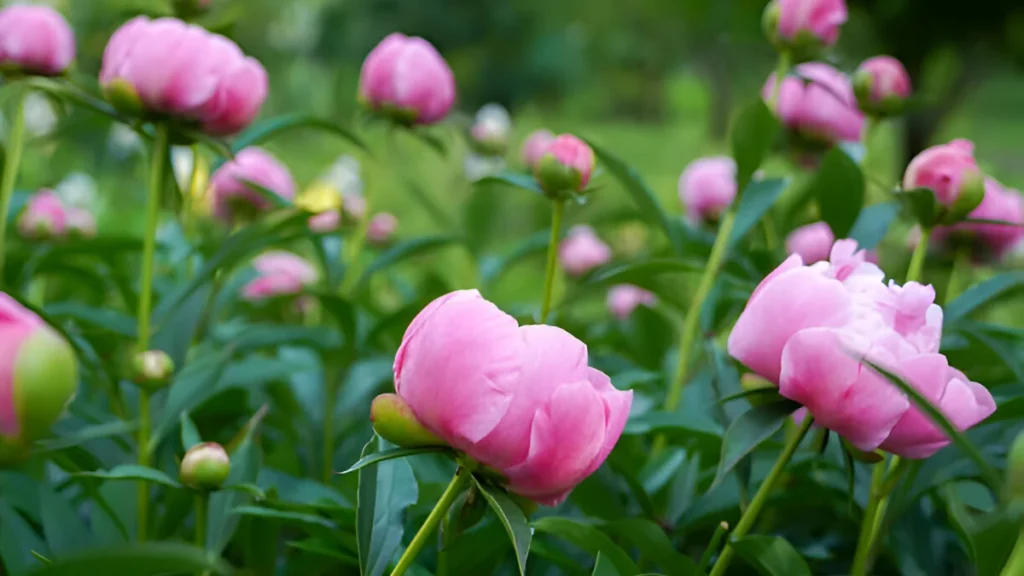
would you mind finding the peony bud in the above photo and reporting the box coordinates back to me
[0,294,78,465]
[370,393,444,448]
[534,134,595,199]
[180,442,231,490]
[853,56,912,117]
[521,129,556,170]
[0,5,75,76]
[469,103,512,156]
[18,190,67,240]
[132,350,174,391]
[358,33,455,126]
[903,139,981,209]
[1008,430,1024,502]
[367,213,398,247]
[763,0,848,60]
[210,147,296,225]
[942,169,986,225]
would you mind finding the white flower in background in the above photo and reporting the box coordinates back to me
[268,3,320,54]
[108,123,143,159]
[23,92,57,137]
[464,153,506,182]
[171,146,197,191]
[325,155,363,197]
[55,172,97,210]
[469,103,511,155]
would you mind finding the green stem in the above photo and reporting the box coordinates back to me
[945,245,971,304]
[708,416,813,576]
[136,123,169,542]
[0,88,27,288]
[769,52,792,111]
[699,521,730,571]
[905,227,931,283]
[539,200,565,323]
[183,143,202,279]
[27,276,46,307]
[851,459,888,576]
[195,491,208,550]
[390,468,472,576]
[321,365,338,484]
[1000,527,1024,576]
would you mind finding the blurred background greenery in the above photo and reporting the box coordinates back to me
[10,0,1024,256]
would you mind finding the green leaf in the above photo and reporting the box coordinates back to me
[592,552,621,576]
[75,465,182,489]
[230,114,367,154]
[971,505,1023,576]
[39,485,94,556]
[731,535,812,576]
[945,272,1024,323]
[811,147,865,239]
[533,517,637,576]
[602,519,702,575]
[730,99,780,195]
[207,410,263,554]
[0,498,48,575]
[180,412,201,450]
[587,139,684,254]
[231,506,335,529]
[861,359,1002,493]
[237,178,294,209]
[312,293,358,348]
[43,302,136,338]
[567,258,704,312]
[38,420,137,453]
[475,170,545,196]
[711,399,801,491]
[848,201,899,250]
[340,446,449,474]
[286,539,360,564]
[480,231,550,288]
[729,178,787,247]
[357,436,419,576]
[355,234,464,291]
[150,349,233,448]
[901,188,938,228]
[22,543,232,576]
[473,477,532,575]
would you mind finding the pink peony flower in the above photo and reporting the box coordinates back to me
[393,290,633,505]
[521,129,556,170]
[367,212,397,246]
[903,139,983,207]
[679,157,737,224]
[534,134,596,196]
[0,5,74,76]
[932,178,1024,259]
[773,0,848,47]
[728,240,994,457]
[786,222,835,263]
[308,210,340,234]
[764,62,864,145]
[853,56,912,115]
[210,147,295,224]
[100,16,268,136]
[559,225,612,277]
[241,251,318,301]
[607,285,657,320]
[18,190,67,239]
[358,33,455,126]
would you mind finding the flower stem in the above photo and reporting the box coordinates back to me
[905,226,931,283]
[539,200,565,323]
[945,245,972,304]
[655,208,737,453]
[769,52,792,111]
[1000,527,1024,576]
[136,122,169,542]
[708,415,813,576]
[390,467,472,576]
[699,521,730,571]
[851,459,888,576]
[195,491,208,550]
[0,88,27,288]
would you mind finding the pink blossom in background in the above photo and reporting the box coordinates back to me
[308,210,340,234]
[764,62,864,145]
[18,190,67,239]
[854,56,911,105]
[607,285,657,320]
[100,16,268,136]
[903,139,980,206]
[679,157,737,224]
[559,225,612,277]
[393,290,632,505]
[521,129,556,170]
[65,208,97,238]
[775,0,848,46]
[728,240,994,457]
[242,251,318,301]
[210,147,295,224]
[0,5,74,75]
[368,213,398,246]
[932,178,1024,259]
[786,222,834,263]
[358,33,455,125]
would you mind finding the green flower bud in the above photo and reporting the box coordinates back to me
[370,393,444,448]
[132,350,174,391]
[740,373,776,407]
[941,169,986,225]
[13,324,78,444]
[180,442,231,491]
[103,78,144,116]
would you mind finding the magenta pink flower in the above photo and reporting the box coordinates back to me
[0,5,74,76]
[787,222,834,263]
[368,212,397,246]
[764,62,864,145]
[679,157,737,224]
[607,285,657,320]
[535,134,596,195]
[100,17,268,136]
[728,240,994,457]
[559,225,612,277]
[932,178,1024,259]
[521,129,556,169]
[18,190,67,239]
[393,290,632,505]
[241,251,318,301]
[359,33,455,126]
[853,56,911,113]
[210,147,295,224]
[903,139,982,207]
[774,0,848,46]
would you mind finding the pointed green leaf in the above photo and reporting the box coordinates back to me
[533,517,636,576]
[812,147,865,239]
[475,170,545,196]
[849,201,899,250]
[731,99,780,195]
[230,114,367,154]
[75,465,182,489]
[592,552,621,576]
[22,543,231,576]
[38,420,138,453]
[473,477,532,575]
[729,178,788,247]
[340,446,449,474]
[357,436,419,576]
[711,399,801,491]
[0,499,48,575]
[207,410,263,553]
[40,485,94,556]
[179,412,202,450]
[901,188,938,228]
[236,178,294,209]
[945,272,1024,323]
[603,519,702,575]
[731,535,812,576]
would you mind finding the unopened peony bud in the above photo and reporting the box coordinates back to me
[132,350,174,391]
[534,134,595,199]
[18,190,67,240]
[359,33,455,126]
[370,393,444,448]
[1008,431,1024,502]
[853,56,912,117]
[469,103,512,156]
[180,442,231,490]
[367,213,397,247]
[0,5,75,76]
[763,0,847,61]
[942,170,986,225]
